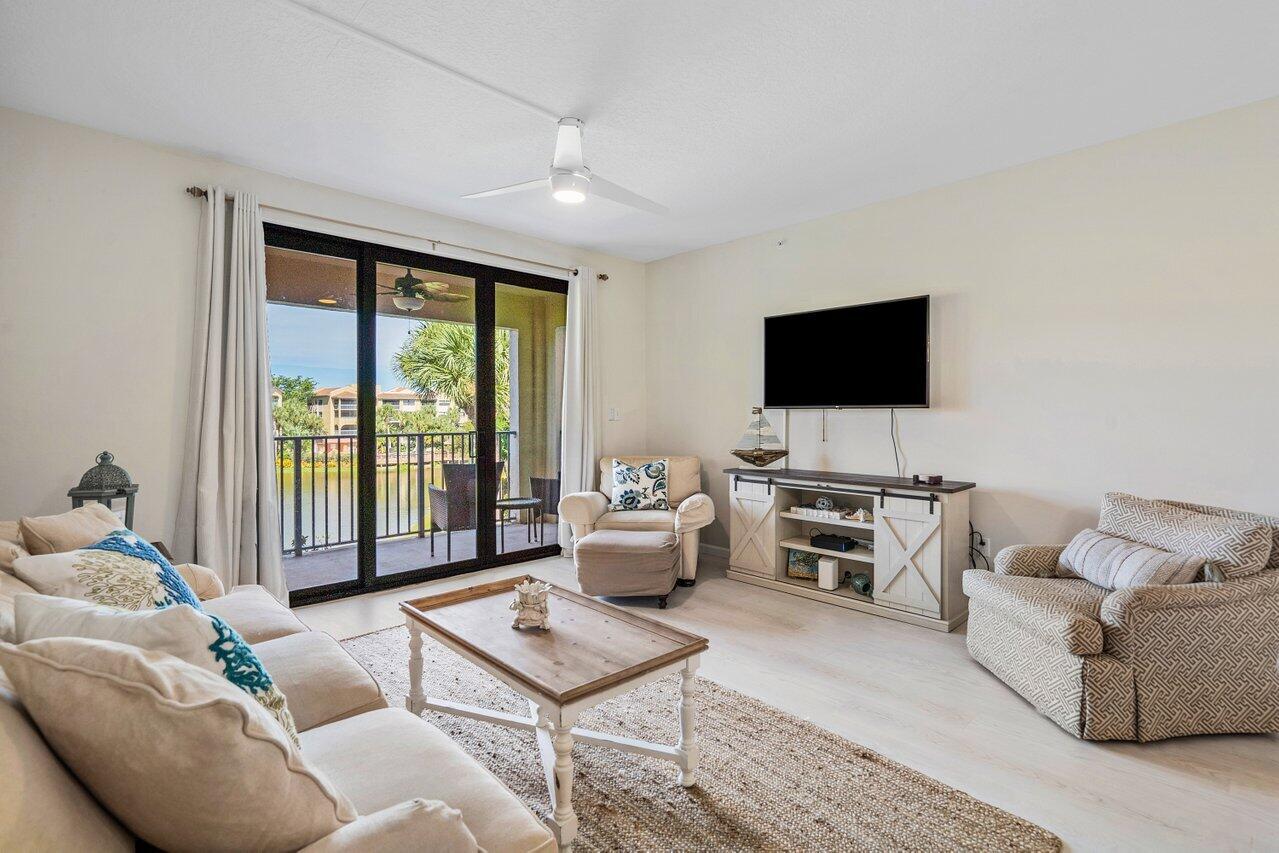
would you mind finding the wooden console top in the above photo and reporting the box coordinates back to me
[722,466,976,493]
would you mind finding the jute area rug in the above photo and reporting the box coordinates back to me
[342,626,1059,852]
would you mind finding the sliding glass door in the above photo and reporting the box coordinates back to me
[371,256,482,580]
[264,232,363,598]
[494,279,568,557]
[264,225,566,605]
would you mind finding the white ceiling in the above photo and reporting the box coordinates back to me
[3,1,1278,261]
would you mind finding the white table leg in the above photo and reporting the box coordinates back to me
[676,655,700,787]
[406,622,425,715]
[536,702,579,851]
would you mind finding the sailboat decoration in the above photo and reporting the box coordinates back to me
[731,407,789,467]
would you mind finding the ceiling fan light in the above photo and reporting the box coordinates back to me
[393,295,425,312]
[550,169,589,204]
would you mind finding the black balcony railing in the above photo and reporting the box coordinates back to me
[274,431,516,556]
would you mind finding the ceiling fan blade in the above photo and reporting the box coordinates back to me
[430,293,471,302]
[590,175,668,215]
[462,178,547,199]
[552,118,584,171]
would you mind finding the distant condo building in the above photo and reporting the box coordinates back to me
[271,385,455,435]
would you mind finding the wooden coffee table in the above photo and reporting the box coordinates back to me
[401,575,709,851]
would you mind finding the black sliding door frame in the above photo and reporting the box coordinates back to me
[264,223,567,607]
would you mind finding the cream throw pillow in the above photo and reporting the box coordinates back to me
[0,520,29,575]
[19,503,125,556]
[0,573,36,643]
[301,799,479,852]
[0,637,356,851]
[1056,528,1205,589]
[12,530,201,611]
[15,594,299,746]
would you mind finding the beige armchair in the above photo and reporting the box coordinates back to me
[964,499,1279,742]
[558,456,715,583]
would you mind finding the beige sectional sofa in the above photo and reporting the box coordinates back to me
[1,567,554,851]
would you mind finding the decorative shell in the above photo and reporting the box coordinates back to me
[514,579,552,597]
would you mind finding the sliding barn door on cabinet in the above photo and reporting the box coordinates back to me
[873,498,943,617]
[729,478,777,578]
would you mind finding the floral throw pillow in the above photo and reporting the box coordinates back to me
[15,594,299,747]
[11,530,202,611]
[609,458,670,511]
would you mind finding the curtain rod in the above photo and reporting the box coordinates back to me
[185,186,607,281]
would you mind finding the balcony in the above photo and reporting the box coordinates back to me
[274,430,548,591]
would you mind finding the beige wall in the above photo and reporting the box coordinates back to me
[7,97,1278,557]
[644,97,1279,552]
[0,107,647,541]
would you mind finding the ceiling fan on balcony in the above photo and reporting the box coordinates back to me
[462,118,668,215]
[379,268,471,312]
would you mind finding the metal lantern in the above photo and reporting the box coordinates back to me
[68,451,138,529]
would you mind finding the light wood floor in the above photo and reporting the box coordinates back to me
[297,555,1279,851]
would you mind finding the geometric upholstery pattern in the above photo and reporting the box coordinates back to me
[1098,492,1273,580]
[992,544,1064,578]
[963,572,1107,655]
[968,498,1279,741]
[1158,498,1279,571]
[1100,568,1279,741]
[966,600,1136,740]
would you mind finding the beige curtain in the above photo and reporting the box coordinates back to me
[174,187,286,601]
[559,266,602,549]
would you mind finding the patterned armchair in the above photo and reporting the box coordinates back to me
[964,497,1279,742]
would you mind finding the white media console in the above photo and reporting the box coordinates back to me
[724,467,975,632]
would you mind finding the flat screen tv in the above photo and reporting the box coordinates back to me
[763,295,929,408]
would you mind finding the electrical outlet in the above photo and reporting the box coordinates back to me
[978,535,993,562]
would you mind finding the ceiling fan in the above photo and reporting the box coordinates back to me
[379,268,471,312]
[463,118,667,215]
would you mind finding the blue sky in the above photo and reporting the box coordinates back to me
[267,303,421,389]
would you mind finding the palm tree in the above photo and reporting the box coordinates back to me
[393,321,510,427]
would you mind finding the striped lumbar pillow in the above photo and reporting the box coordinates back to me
[1056,528,1204,590]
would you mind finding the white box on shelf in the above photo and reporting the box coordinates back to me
[789,505,843,520]
[817,556,840,591]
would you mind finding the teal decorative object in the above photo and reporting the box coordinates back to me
[849,572,873,596]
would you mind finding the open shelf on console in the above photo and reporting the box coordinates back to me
[728,465,973,632]
[775,572,875,604]
[778,511,875,531]
[780,536,874,563]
